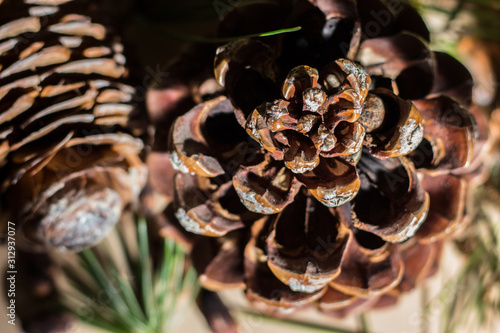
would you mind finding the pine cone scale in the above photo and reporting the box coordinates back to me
[266,193,350,293]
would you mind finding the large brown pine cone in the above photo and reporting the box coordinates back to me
[149,0,479,316]
[0,0,146,252]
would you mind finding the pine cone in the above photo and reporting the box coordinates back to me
[0,0,146,252]
[150,0,478,316]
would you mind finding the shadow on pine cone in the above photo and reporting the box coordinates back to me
[147,0,482,318]
[0,0,147,252]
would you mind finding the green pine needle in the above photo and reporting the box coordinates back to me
[152,24,302,44]
[57,217,199,333]
[235,309,368,333]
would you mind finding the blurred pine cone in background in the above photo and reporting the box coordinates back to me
[148,0,483,317]
[0,0,147,252]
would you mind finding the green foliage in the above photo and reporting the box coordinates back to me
[58,218,199,333]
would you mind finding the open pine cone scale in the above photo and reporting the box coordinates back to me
[149,0,479,316]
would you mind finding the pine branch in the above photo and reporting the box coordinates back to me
[56,217,199,333]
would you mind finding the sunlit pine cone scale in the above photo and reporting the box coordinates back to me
[0,0,147,252]
[149,0,480,317]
